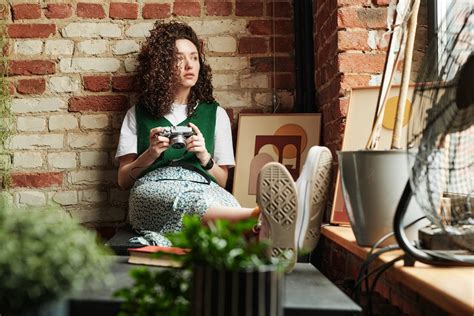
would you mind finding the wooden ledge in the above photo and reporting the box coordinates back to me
[321,226,474,316]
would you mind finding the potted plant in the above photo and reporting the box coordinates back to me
[0,199,112,315]
[115,215,284,316]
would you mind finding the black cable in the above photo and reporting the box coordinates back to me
[353,216,427,303]
[367,255,405,316]
[353,245,399,303]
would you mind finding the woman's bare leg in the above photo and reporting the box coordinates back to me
[201,206,260,223]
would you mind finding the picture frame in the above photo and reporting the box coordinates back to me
[233,113,322,208]
[330,85,414,225]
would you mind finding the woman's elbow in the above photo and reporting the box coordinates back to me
[117,174,132,190]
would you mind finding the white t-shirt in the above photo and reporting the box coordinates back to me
[115,103,235,167]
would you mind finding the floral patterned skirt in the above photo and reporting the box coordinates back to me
[128,166,240,246]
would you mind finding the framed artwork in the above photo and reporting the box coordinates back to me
[233,113,322,208]
[330,85,414,225]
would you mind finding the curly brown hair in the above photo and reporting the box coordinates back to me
[136,21,215,119]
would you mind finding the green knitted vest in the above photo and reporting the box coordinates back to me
[136,102,218,181]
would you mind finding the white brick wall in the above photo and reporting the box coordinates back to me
[240,73,269,89]
[80,114,109,129]
[17,116,46,132]
[14,40,43,55]
[124,57,138,72]
[11,98,67,113]
[16,191,46,206]
[214,91,251,108]
[9,134,64,149]
[255,92,273,107]
[112,40,140,55]
[189,20,246,36]
[51,191,78,205]
[6,6,296,226]
[69,170,116,185]
[207,36,237,53]
[49,114,79,131]
[77,40,108,55]
[69,207,125,223]
[81,189,108,203]
[59,58,121,73]
[207,57,248,71]
[45,39,74,56]
[125,23,154,38]
[61,23,122,38]
[48,152,76,169]
[67,132,113,149]
[213,74,238,88]
[13,152,43,168]
[79,151,108,167]
[48,76,80,93]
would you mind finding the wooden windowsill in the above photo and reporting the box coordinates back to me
[321,226,474,315]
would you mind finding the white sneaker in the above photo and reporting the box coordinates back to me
[257,162,298,272]
[295,146,333,253]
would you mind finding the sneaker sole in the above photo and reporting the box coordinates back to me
[257,162,298,271]
[299,147,332,252]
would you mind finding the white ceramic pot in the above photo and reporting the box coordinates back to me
[338,150,428,247]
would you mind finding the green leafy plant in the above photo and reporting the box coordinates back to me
[115,268,190,316]
[115,215,281,315]
[0,201,112,314]
[168,215,277,270]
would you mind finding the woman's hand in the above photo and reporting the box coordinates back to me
[187,122,229,187]
[187,122,211,165]
[148,127,170,160]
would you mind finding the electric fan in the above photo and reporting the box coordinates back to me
[394,1,474,265]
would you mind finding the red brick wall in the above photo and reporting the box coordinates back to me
[313,0,427,216]
[3,1,294,228]
[316,236,449,315]
[313,0,427,155]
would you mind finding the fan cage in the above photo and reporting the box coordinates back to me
[407,2,473,252]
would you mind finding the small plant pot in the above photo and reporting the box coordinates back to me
[191,265,283,316]
[338,150,428,247]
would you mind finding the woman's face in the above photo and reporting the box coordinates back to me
[175,39,200,89]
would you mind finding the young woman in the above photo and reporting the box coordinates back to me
[115,21,332,272]
[116,21,259,247]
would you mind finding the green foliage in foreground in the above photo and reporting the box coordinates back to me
[115,215,281,316]
[0,203,112,314]
[115,268,190,316]
[168,215,279,270]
